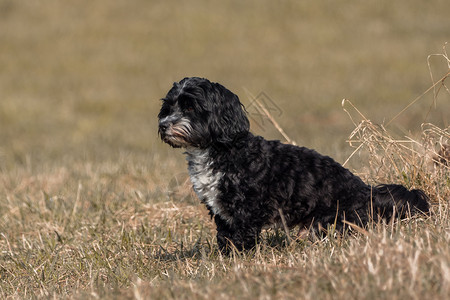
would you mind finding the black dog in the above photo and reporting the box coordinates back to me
[158,77,429,252]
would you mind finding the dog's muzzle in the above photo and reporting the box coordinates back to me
[158,121,169,135]
[158,115,177,136]
[158,115,192,148]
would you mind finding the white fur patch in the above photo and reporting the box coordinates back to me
[185,148,232,223]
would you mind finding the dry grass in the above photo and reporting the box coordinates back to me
[1,71,449,300]
[1,0,450,299]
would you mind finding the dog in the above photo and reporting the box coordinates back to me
[158,77,430,252]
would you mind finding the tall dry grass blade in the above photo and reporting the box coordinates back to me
[386,70,449,127]
[342,98,369,126]
[72,181,82,217]
[342,220,370,236]
[277,208,292,245]
[244,88,296,145]
[427,42,450,101]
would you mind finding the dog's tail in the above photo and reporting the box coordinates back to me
[370,184,430,220]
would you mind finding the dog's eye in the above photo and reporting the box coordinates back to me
[181,103,194,112]
[178,95,195,113]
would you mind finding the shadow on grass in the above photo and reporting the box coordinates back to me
[152,237,217,261]
[151,229,314,262]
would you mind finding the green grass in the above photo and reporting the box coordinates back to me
[0,0,449,298]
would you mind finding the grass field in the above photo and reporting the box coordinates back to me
[0,0,449,298]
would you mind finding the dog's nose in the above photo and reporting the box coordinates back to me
[159,121,169,132]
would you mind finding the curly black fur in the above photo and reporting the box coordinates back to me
[158,77,430,252]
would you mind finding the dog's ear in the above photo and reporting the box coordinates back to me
[208,84,250,145]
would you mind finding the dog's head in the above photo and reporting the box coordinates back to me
[158,77,250,149]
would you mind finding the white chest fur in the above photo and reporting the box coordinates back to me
[185,148,229,221]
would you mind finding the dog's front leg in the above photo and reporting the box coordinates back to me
[214,214,234,254]
[214,214,261,253]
